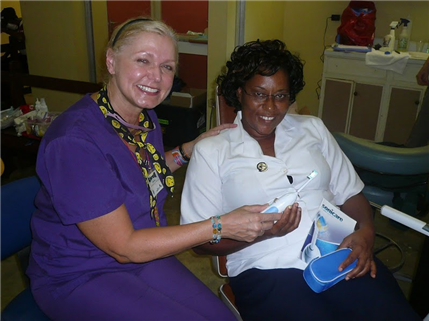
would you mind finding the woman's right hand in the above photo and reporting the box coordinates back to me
[220,205,282,242]
[265,202,301,237]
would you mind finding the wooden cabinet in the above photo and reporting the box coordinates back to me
[383,87,422,144]
[320,79,351,134]
[321,80,382,140]
[318,49,427,144]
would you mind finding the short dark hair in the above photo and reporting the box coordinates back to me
[216,39,305,110]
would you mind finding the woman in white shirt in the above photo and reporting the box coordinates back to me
[180,40,419,320]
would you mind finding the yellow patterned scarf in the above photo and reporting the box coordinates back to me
[97,86,174,226]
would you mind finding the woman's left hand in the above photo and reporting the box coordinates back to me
[337,225,377,280]
[181,123,237,157]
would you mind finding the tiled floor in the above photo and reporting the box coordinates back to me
[1,165,427,313]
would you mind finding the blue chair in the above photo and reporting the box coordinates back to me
[1,176,50,320]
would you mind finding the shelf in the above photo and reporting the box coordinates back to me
[177,33,208,56]
[178,40,207,56]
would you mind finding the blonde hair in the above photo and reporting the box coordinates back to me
[102,17,178,84]
[108,17,177,60]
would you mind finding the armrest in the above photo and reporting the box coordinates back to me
[381,205,429,237]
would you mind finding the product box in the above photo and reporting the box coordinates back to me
[300,198,357,292]
[300,198,356,264]
[170,88,207,108]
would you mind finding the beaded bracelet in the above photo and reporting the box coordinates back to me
[171,147,187,166]
[178,144,191,162]
[210,215,222,244]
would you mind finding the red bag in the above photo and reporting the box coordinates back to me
[337,1,376,46]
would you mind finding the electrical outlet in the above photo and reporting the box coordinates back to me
[331,14,340,21]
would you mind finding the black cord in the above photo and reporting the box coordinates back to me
[320,17,331,63]
[316,17,334,101]
[208,105,213,130]
[315,79,322,101]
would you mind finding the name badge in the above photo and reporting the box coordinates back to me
[147,169,163,197]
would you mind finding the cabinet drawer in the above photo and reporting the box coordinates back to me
[325,58,387,79]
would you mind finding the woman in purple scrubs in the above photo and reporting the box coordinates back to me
[27,18,287,320]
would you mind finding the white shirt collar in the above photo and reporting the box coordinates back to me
[227,110,298,157]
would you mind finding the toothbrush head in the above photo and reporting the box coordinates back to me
[307,170,318,180]
[297,170,319,194]
[316,216,328,232]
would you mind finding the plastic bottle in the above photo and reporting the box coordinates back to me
[40,98,48,112]
[34,98,41,111]
[386,28,396,52]
[397,18,410,52]
[383,21,398,52]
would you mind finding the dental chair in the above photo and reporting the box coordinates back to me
[332,132,429,218]
[332,132,429,271]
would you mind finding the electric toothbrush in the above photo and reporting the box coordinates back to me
[262,170,318,213]
[303,215,322,263]
[261,192,298,213]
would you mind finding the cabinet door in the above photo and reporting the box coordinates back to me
[383,87,422,145]
[349,83,383,140]
[320,79,352,133]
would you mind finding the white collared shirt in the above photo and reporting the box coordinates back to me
[180,111,363,277]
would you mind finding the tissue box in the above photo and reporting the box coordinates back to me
[170,88,207,108]
[303,248,357,293]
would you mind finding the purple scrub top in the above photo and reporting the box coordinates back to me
[27,94,169,298]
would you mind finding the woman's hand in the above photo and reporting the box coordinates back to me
[166,123,237,172]
[416,58,429,86]
[264,202,301,238]
[338,192,376,280]
[337,225,376,280]
[181,123,237,157]
[221,204,282,243]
